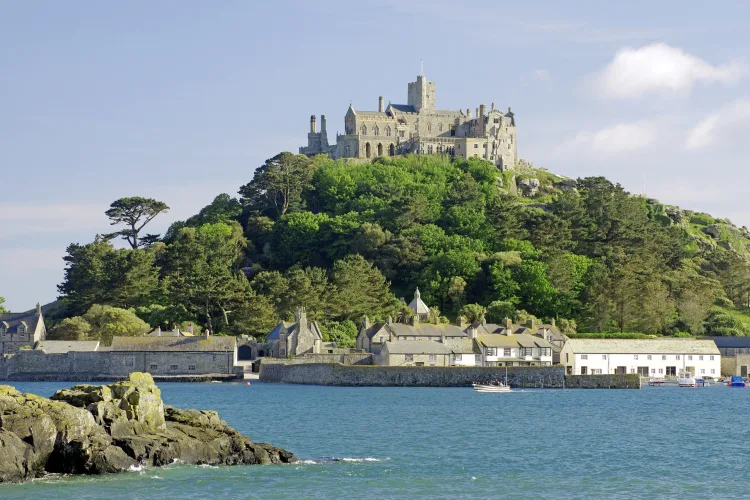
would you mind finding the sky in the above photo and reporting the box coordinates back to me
[2,0,750,311]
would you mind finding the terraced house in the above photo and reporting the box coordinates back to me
[0,303,46,354]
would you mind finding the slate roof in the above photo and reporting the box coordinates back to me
[387,323,467,338]
[408,288,430,315]
[36,340,100,353]
[388,104,417,113]
[478,334,555,349]
[147,328,195,337]
[0,311,42,335]
[383,340,453,355]
[703,337,750,348]
[266,322,294,340]
[567,339,720,355]
[450,338,481,354]
[110,336,236,352]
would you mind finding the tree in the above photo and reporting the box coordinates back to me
[486,300,516,323]
[48,316,92,340]
[105,197,169,249]
[460,303,486,324]
[0,296,7,313]
[677,291,713,335]
[330,254,394,321]
[83,305,150,345]
[239,152,316,218]
[321,320,358,348]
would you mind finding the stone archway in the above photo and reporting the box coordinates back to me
[389,144,395,156]
[377,143,383,156]
[238,345,253,360]
[366,143,371,158]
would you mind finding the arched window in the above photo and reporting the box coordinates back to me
[360,124,367,136]
[374,125,379,136]
[344,144,351,156]
[428,145,433,154]
[377,143,383,156]
[365,143,371,158]
[439,124,443,132]
[427,123,432,133]
[385,125,391,137]
[389,144,395,156]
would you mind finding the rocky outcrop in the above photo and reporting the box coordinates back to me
[518,177,540,197]
[0,373,295,483]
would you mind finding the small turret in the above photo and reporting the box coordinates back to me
[321,115,327,133]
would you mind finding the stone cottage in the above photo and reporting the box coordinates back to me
[0,303,46,354]
[264,308,324,358]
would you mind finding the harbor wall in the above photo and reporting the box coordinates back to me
[259,363,639,388]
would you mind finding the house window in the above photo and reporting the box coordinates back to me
[455,354,462,361]
[188,365,196,371]
[504,348,511,357]
[666,366,676,376]
[494,118,500,123]
[414,123,418,131]
[149,364,157,370]
[405,354,414,361]
[676,355,680,360]
[474,144,478,149]
[580,367,587,375]
[427,123,432,133]
[711,369,716,374]
[486,348,497,356]
[475,355,482,364]
[630,368,635,374]
[647,355,652,360]
[658,368,663,374]
[581,354,588,360]
[379,336,384,343]
[688,355,692,360]
[710,355,714,360]
[602,355,607,360]
[651,368,655,374]
[662,355,667,360]
[170,364,178,370]
[634,354,638,360]
[592,369,602,374]
[701,368,705,374]
[428,354,436,362]
[17,324,26,335]
[0,324,6,335]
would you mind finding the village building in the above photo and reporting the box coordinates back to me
[35,340,100,353]
[0,303,46,354]
[472,321,555,367]
[300,73,518,171]
[108,335,238,376]
[379,340,454,367]
[705,337,750,377]
[561,339,721,377]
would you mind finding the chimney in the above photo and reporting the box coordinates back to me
[466,108,471,117]
[527,318,536,331]
[362,315,371,330]
[481,317,486,326]
[310,115,317,133]
[156,326,161,337]
[475,108,479,118]
[36,302,42,316]
[491,102,495,111]
[459,316,466,329]
[440,333,446,344]
[205,328,210,339]
[505,317,513,335]
[411,314,419,326]
[387,316,393,325]
[295,307,307,327]
[379,96,384,112]
[479,104,487,127]
[468,327,477,339]
[551,318,556,327]
[321,114,327,133]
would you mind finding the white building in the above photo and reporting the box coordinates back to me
[476,332,554,367]
[561,339,721,377]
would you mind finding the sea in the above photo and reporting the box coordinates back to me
[2,381,750,499]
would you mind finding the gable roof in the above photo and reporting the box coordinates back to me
[567,339,720,355]
[703,337,750,348]
[383,340,453,355]
[0,311,42,335]
[387,104,416,113]
[110,336,236,352]
[478,333,555,349]
[266,321,293,340]
[36,340,100,353]
[387,323,467,338]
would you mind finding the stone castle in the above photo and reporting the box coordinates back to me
[300,73,518,170]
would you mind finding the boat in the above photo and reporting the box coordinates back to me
[728,376,746,387]
[472,383,511,393]
[677,371,696,388]
[647,377,666,386]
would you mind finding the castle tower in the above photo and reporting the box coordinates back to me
[310,115,316,133]
[407,75,435,113]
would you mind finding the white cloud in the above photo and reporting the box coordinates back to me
[685,98,750,149]
[593,43,745,99]
[570,121,658,154]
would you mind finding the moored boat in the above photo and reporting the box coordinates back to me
[728,376,746,387]
[472,383,511,393]
[677,371,696,388]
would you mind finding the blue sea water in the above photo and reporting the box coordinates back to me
[2,381,750,499]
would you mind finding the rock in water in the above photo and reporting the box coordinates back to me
[0,373,296,483]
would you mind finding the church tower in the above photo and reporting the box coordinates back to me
[407,75,435,113]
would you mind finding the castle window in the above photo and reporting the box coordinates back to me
[474,144,478,149]
[414,123,418,131]
[377,143,383,156]
[374,125,379,136]
[170,364,178,370]
[494,118,500,124]
[439,124,443,132]
[427,123,432,133]
[365,143,371,158]
[188,365,196,371]
[399,131,405,138]
[385,126,391,137]
[360,125,367,136]
[428,145,433,154]
[17,324,26,335]
[149,364,157,370]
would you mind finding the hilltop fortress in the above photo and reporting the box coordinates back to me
[300,74,518,170]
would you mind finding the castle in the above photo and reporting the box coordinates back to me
[300,73,518,170]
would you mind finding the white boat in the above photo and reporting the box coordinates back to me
[472,383,511,393]
[677,371,696,388]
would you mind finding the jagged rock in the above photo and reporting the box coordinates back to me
[664,206,685,225]
[0,373,295,483]
[518,177,540,197]
[703,224,722,239]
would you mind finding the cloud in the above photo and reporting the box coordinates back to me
[592,43,745,99]
[685,98,750,149]
[570,121,658,154]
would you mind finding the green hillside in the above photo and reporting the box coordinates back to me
[48,153,750,344]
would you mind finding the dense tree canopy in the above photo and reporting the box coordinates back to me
[54,153,750,338]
